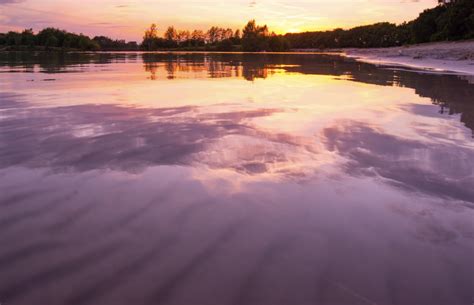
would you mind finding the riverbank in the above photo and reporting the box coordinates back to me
[342,40,474,75]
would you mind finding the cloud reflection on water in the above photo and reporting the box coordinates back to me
[0,94,320,176]
[1,52,474,305]
[323,121,474,204]
[1,53,474,199]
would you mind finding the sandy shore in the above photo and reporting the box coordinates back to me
[342,40,474,75]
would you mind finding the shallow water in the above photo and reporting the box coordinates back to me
[0,52,473,305]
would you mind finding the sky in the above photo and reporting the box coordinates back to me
[0,0,438,41]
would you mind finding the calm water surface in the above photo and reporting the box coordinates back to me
[0,52,473,305]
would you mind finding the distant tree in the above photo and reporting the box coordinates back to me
[207,26,220,44]
[230,29,241,45]
[223,28,234,40]
[191,30,206,46]
[191,30,205,40]
[63,37,72,48]
[268,33,290,51]
[127,41,139,49]
[5,31,22,46]
[21,29,36,46]
[234,29,241,39]
[177,30,191,45]
[144,24,158,40]
[94,35,138,50]
[164,26,178,42]
[242,20,270,51]
[37,28,66,46]
[77,34,99,50]
[45,35,58,48]
[142,24,160,50]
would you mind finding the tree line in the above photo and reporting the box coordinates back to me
[0,28,139,51]
[141,20,290,52]
[1,0,473,52]
[0,20,289,52]
[286,0,474,49]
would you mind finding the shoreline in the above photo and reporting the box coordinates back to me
[3,40,474,76]
[340,40,474,76]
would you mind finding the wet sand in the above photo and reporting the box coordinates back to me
[343,40,474,75]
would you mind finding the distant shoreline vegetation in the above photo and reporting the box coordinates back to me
[141,20,290,52]
[0,20,290,53]
[0,28,137,52]
[0,0,472,52]
[286,0,473,49]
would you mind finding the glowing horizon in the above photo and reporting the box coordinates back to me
[0,0,438,41]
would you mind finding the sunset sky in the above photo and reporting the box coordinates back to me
[1,0,438,41]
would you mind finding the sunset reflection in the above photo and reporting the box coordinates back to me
[1,52,473,305]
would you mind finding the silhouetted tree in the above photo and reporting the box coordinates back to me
[233,29,241,44]
[241,20,288,51]
[177,30,191,45]
[191,30,206,46]
[94,36,138,50]
[164,26,178,42]
[207,26,220,44]
[286,0,473,48]
[145,24,158,40]
[142,24,160,50]
[21,29,36,46]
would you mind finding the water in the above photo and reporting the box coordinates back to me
[0,52,473,305]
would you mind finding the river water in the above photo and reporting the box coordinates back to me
[0,52,473,305]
